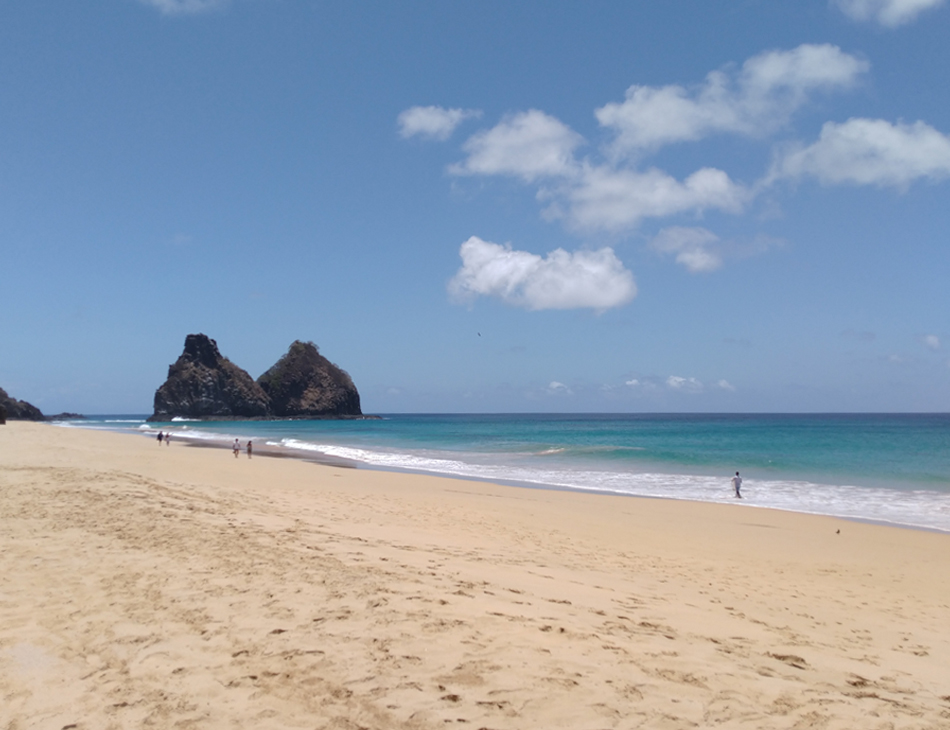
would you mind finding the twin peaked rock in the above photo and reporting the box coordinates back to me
[150,334,362,421]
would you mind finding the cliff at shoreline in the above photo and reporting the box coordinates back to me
[0,387,44,422]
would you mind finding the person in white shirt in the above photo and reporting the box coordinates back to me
[731,471,742,499]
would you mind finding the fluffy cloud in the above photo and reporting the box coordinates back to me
[666,375,704,392]
[558,165,748,232]
[448,236,636,311]
[649,227,723,273]
[717,379,737,391]
[774,118,950,187]
[451,110,583,181]
[439,45,866,234]
[408,42,947,269]
[397,106,481,141]
[923,334,941,350]
[595,44,868,155]
[138,0,226,14]
[833,0,945,27]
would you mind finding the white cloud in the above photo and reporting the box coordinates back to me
[648,227,782,272]
[595,44,868,155]
[666,375,704,392]
[397,106,481,141]
[774,118,950,187]
[138,0,226,14]
[649,226,723,273]
[923,334,941,350]
[427,43,948,244]
[625,378,640,386]
[833,0,945,27]
[717,379,737,391]
[448,112,747,232]
[548,381,573,394]
[451,110,583,181]
[443,45,862,234]
[557,165,748,233]
[448,236,636,311]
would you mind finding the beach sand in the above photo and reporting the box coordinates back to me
[2,422,948,729]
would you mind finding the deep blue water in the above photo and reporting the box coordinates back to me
[63,413,950,532]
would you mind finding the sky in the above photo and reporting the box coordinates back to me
[2,0,950,414]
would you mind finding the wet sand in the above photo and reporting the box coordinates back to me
[2,421,948,729]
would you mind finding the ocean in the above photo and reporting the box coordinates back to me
[62,413,950,533]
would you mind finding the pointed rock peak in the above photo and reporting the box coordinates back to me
[182,333,224,369]
[150,334,270,420]
[281,341,326,368]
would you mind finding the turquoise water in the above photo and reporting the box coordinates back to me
[65,413,950,532]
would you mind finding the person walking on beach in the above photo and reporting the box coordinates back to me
[732,471,742,499]
[165,432,171,446]
[246,440,253,459]
[157,431,163,445]
[233,439,241,458]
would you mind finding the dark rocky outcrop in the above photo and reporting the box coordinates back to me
[150,335,365,421]
[0,387,45,422]
[150,334,270,420]
[258,341,362,417]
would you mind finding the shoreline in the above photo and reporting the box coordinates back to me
[121,421,950,535]
[2,421,949,728]
[182,437,360,469]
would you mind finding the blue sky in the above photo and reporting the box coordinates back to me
[2,0,950,414]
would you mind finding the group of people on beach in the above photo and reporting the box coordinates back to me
[156,430,254,459]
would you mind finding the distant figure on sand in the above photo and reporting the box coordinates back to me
[165,432,171,446]
[247,440,253,459]
[233,439,241,458]
[157,431,163,445]
[732,471,742,499]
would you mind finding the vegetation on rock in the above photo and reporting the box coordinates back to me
[257,340,362,417]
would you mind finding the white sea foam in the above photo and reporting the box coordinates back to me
[59,420,950,534]
[278,439,950,533]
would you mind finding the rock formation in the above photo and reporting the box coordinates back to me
[150,335,364,420]
[0,387,45,421]
[151,334,270,420]
[258,341,362,417]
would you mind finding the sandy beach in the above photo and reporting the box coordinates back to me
[1,422,948,729]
